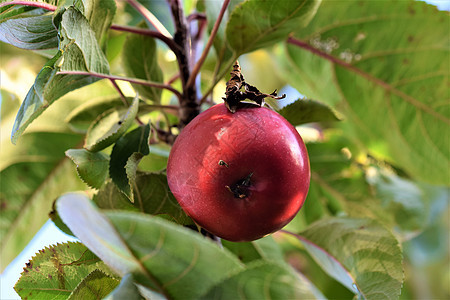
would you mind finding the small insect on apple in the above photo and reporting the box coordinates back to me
[167,62,310,242]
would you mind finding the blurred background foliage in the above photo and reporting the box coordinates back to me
[1,0,449,299]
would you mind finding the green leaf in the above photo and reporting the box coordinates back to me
[58,6,110,74]
[1,91,88,270]
[65,96,130,133]
[222,236,285,264]
[294,217,404,299]
[93,180,137,211]
[67,269,119,300]
[122,29,163,102]
[72,0,116,45]
[226,0,321,55]
[1,89,20,120]
[65,149,110,189]
[84,95,139,152]
[278,98,340,126]
[56,193,244,300]
[0,129,84,271]
[132,173,193,225]
[14,242,114,299]
[109,124,150,199]
[10,51,91,144]
[11,6,111,144]
[94,173,192,225]
[367,168,449,235]
[49,199,75,237]
[105,273,142,300]
[282,0,449,185]
[197,0,239,64]
[0,6,58,50]
[200,260,325,299]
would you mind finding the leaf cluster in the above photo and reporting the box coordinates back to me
[1,0,448,299]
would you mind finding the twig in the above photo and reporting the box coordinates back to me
[150,124,177,145]
[110,79,145,125]
[126,0,172,38]
[188,12,208,73]
[166,73,180,85]
[110,24,178,54]
[187,12,207,23]
[186,0,231,88]
[141,104,179,114]
[0,1,56,10]
[57,70,183,103]
[169,0,192,87]
[109,79,129,107]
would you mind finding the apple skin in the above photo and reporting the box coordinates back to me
[167,103,310,242]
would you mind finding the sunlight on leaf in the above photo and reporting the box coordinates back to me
[226,0,321,55]
[278,98,341,126]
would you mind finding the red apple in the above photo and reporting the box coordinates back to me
[167,103,310,241]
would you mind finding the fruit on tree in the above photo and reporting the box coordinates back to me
[167,103,310,242]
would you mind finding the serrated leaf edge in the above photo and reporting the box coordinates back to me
[65,149,110,190]
[84,96,139,152]
[67,268,119,300]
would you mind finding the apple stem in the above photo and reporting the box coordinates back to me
[223,61,286,113]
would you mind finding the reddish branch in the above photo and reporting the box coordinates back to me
[110,24,178,54]
[56,71,183,102]
[0,1,56,10]
[286,36,449,125]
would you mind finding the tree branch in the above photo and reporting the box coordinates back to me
[186,0,231,88]
[57,70,183,103]
[126,0,172,38]
[110,79,145,125]
[0,1,56,10]
[168,0,199,128]
[110,24,178,54]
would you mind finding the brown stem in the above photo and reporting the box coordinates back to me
[168,0,199,128]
